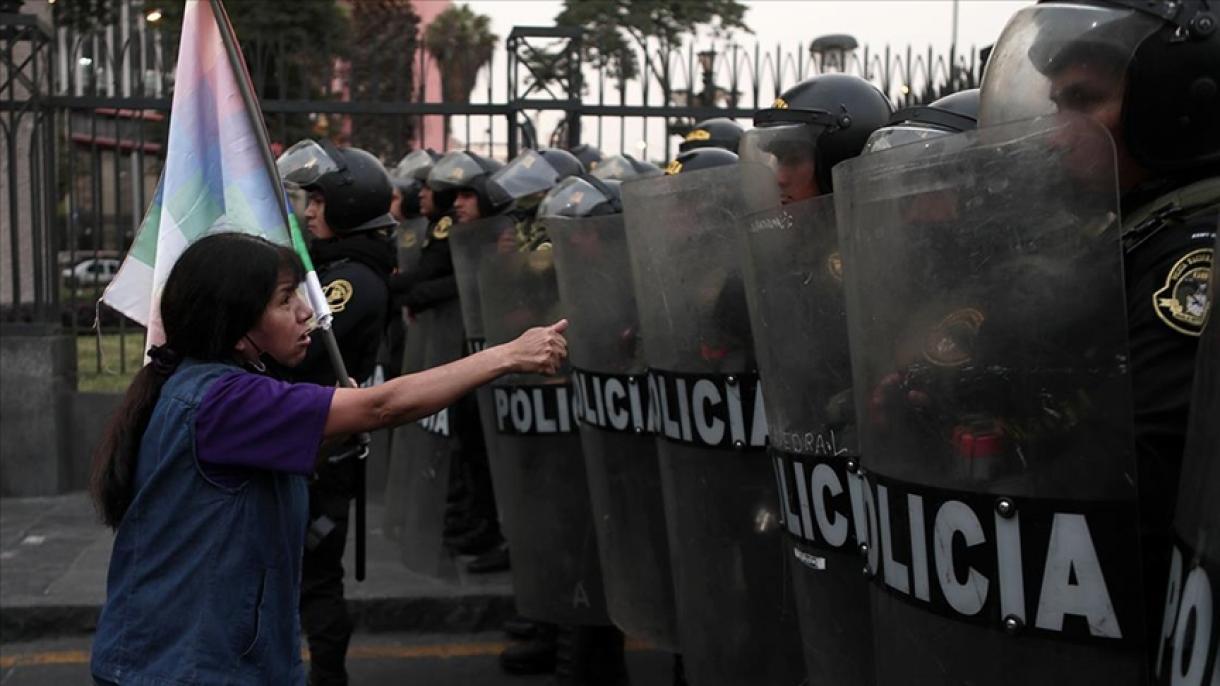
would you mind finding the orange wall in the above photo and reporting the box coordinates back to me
[411,0,453,151]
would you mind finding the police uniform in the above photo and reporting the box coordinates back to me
[293,232,396,686]
[390,213,459,316]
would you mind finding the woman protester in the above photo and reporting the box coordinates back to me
[88,232,567,685]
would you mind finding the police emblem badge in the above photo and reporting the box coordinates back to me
[432,216,453,240]
[923,307,985,367]
[324,279,354,313]
[1154,248,1212,336]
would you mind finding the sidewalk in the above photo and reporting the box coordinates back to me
[0,493,514,643]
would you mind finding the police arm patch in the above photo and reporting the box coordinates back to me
[1153,248,1212,336]
[324,279,354,313]
[431,216,452,240]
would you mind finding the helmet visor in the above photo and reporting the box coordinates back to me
[277,139,340,187]
[538,176,618,218]
[978,3,1160,128]
[864,124,956,154]
[592,154,662,181]
[487,150,562,206]
[392,150,435,181]
[427,151,487,192]
[738,123,826,171]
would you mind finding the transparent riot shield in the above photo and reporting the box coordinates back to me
[478,248,610,625]
[391,298,465,577]
[450,216,516,355]
[382,215,439,542]
[550,214,679,650]
[1154,230,1218,685]
[623,163,805,686]
[741,194,874,685]
[834,115,1142,684]
[397,216,429,274]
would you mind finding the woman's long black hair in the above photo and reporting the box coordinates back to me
[91,233,305,528]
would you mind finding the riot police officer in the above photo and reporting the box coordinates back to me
[382,149,441,379]
[398,150,511,568]
[978,1,1218,669]
[678,116,744,154]
[488,147,585,251]
[863,88,979,152]
[277,139,399,686]
[741,73,893,203]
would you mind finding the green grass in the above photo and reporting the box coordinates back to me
[77,332,145,393]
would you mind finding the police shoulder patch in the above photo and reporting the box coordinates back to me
[324,279,354,313]
[923,307,985,367]
[399,230,418,248]
[1153,248,1212,336]
[432,216,452,240]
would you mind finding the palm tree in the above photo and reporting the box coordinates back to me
[423,4,497,144]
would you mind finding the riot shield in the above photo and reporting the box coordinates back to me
[623,164,806,686]
[478,248,610,625]
[450,216,515,354]
[382,215,437,541]
[397,216,429,274]
[834,115,1142,684]
[741,194,874,685]
[392,298,465,577]
[1154,231,1218,685]
[549,214,679,650]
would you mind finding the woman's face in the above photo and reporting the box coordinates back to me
[239,273,314,367]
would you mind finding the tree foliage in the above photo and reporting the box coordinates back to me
[554,0,750,87]
[345,0,421,159]
[424,3,497,104]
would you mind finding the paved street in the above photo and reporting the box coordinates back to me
[0,632,675,685]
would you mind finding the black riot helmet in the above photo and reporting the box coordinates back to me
[679,117,745,153]
[538,175,624,218]
[864,88,980,153]
[664,147,739,176]
[426,150,506,217]
[741,73,893,195]
[569,143,604,171]
[277,139,397,234]
[979,0,1220,172]
[591,153,664,181]
[486,148,585,207]
[389,149,441,218]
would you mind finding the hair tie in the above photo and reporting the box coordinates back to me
[147,344,182,376]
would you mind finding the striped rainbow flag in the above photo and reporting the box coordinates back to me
[103,0,323,344]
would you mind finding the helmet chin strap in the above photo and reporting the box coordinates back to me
[243,334,268,373]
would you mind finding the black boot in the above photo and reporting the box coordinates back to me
[504,615,545,640]
[555,624,627,685]
[466,543,510,573]
[499,623,558,675]
[672,653,687,686]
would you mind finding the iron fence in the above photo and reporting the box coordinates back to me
[1,0,986,386]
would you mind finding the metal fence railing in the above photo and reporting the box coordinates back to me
[1,0,986,390]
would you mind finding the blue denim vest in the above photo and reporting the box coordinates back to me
[91,360,309,685]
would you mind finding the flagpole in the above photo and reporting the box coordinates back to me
[207,0,352,388]
[209,0,369,581]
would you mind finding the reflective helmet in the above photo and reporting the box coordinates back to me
[426,150,505,217]
[590,153,663,181]
[538,175,624,218]
[664,147,739,176]
[679,117,745,153]
[569,143,604,171]
[389,149,441,217]
[979,0,1220,172]
[742,73,893,192]
[864,88,980,153]
[277,139,397,234]
[486,148,585,207]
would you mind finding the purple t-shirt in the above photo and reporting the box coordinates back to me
[194,371,335,487]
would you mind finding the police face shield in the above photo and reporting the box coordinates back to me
[538,176,621,219]
[392,150,435,182]
[978,3,1160,128]
[427,151,487,193]
[863,123,956,154]
[486,149,564,207]
[277,139,341,188]
[740,118,830,204]
[592,154,660,181]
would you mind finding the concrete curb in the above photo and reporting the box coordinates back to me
[2,592,516,643]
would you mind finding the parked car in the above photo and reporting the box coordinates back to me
[63,258,121,287]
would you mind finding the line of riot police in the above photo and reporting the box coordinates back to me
[278,3,1218,683]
